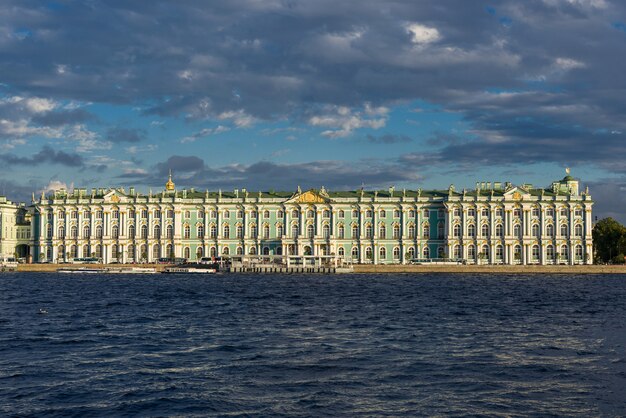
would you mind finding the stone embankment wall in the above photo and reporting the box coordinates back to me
[353,264,626,274]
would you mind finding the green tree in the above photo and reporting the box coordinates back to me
[592,218,626,263]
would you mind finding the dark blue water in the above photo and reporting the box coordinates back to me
[1,273,626,417]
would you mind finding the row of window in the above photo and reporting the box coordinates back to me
[47,221,586,240]
[454,207,584,218]
[47,242,586,262]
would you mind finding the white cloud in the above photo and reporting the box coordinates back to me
[218,109,257,128]
[40,180,69,194]
[554,57,585,71]
[406,23,441,44]
[309,104,388,138]
[0,118,63,138]
[181,125,230,143]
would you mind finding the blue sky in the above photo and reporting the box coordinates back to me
[1,0,626,221]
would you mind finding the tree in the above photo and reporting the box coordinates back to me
[593,218,626,263]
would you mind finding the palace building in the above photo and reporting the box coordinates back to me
[22,171,593,265]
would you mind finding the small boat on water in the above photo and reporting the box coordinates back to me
[163,262,219,274]
[56,267,158,274]
[57,267,106,274]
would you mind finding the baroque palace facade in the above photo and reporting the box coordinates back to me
[18,172,594,265]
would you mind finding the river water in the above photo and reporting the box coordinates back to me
[1,273,625,417]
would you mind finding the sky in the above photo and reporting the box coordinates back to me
[1,0,626,222]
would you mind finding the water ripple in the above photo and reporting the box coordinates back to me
[1,273,626,416]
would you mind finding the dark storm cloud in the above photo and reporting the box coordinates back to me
[105,127,146,143]
[123,155,419,191]
[30,109,95,126]
[0,145,84,167]
[1,0,626,170]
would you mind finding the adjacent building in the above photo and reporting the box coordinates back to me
[22,172,593,265]
[0,196,32,260]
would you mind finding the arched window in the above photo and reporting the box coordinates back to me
[560,224,568,237]
[468,208,475,217]
[129,225,135,239]
[481,224,489,237]
[291,224,299,237]
[196,247,203,259]
[323,224,330,238]
[352,209,359,218]
[496,224,503,237]
[338,247,345,257]
[453,245,461,258]
[307,224,315,238]
[138,244,145,261]
[468,245,475,259]
[379,225,386,239]
[222,246,230,255]
[514,245,522,261]
[379,247,387,259]
[250,211,257,219]
[481,208,489,217]
[140,225,147,239]
[152,244,160,260]
[338,210,344,218]
[277,224,284,237]
[408,224,415,238]
[393,247,400,260]
[166,244,173,258]
[453,224,461,237]
[380,209,386,218]
[277,210,284,219]
[514,224,521,237]
[423,209,430,218]
[437,222,445,239]
[575,245,583,260]
[70,225,78,239]
[112,225,119,239]
[532,245,540,260]
[352,247,359,259]
[83,225,90,238]
[210,247,217,257]
[47,224,53,238]
[468,224,475,237]
[365,247,373,261]
[393,224,400,239]
[237,210,244,218]
[153,225,161,239]
[307,210,315,219]
[338,225,345,239]
[366,210,373,218]
[547,224,554,237]
[481,245,489,260]
[184,247,190,259]
[249,247,257,255]
[423,224,430,238]
[70,245,78,258]
[127,245,135,260]
[453,207,461,217]
[547,245,554,260]
[197,224,204,238]
[236,225,243,238]
[423,246,430,258]
[560,245,568,260]
[82,245,90,258]
[407,247,415,259]
[352,225,359,238]
[323,210,330,218]
[496,245,503,260]
[496,208,503,217]
[532,207,540,217]
[575,224,582,237]
[365,224,373,238]
[263,225,270,239]
[393,209,401,218]
[264,210,270,219]
[276,247,283,255]
[250,224,257,238]
[236,246,243,255]
[292,210,299,218]
[184,225,190,239]
[409,210,415,218]
[546,208,554,217]
[223,225,230,238]
[210,211,217,218]
[532,224,539,237]
[210,224,217,238]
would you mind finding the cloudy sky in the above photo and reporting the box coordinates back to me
[1,0,625,221]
